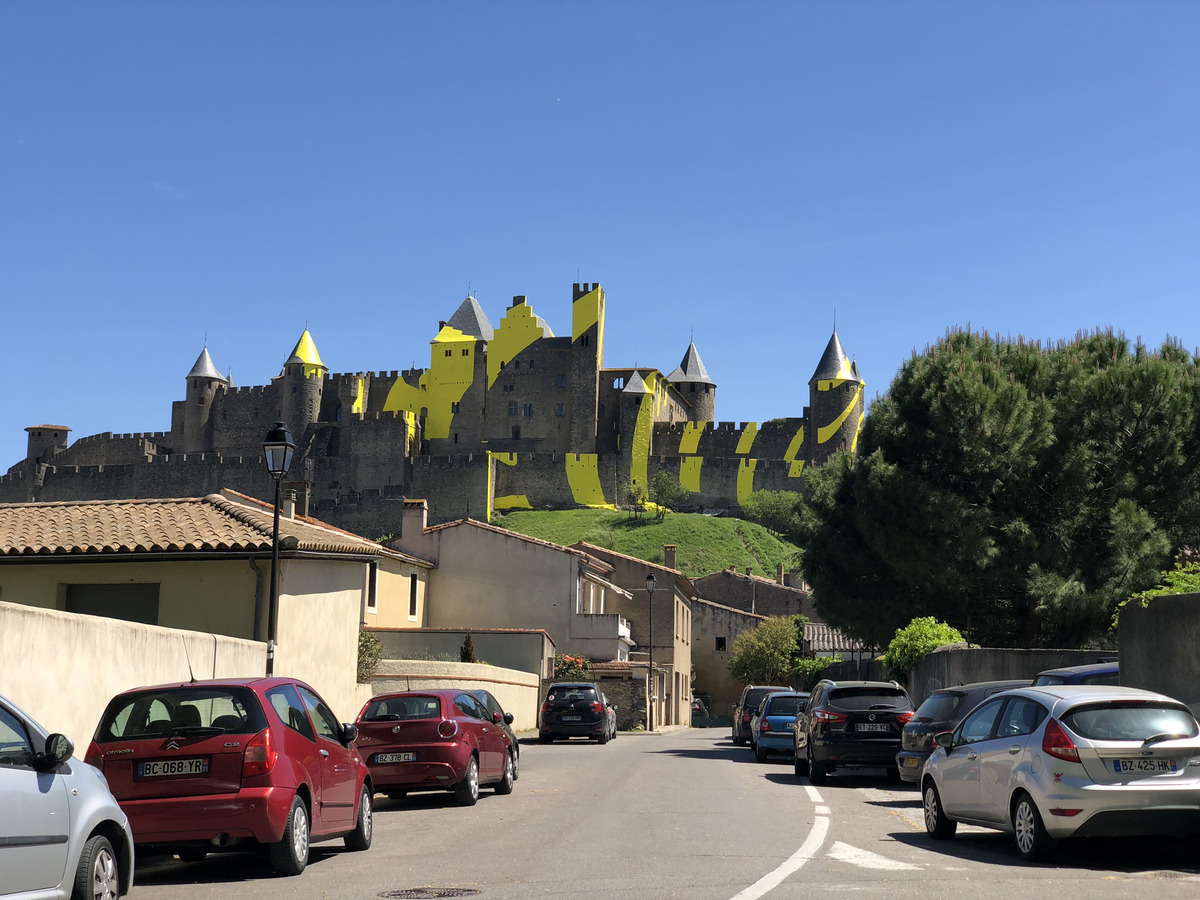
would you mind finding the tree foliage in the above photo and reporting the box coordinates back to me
[1113,561,1200,628]
[798,330,1200,648]
[460,633,477,664]
[357,630,383,683]
[649,471,689,521]
[882,617,964,678]
[741,490,803,540]
[727,616,798,686]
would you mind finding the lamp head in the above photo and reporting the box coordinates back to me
[263,422,296,478]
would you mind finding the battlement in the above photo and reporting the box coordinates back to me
[573,282,600,301]
[230,385,269,397]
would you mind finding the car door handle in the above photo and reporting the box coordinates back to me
[1008,745,1022,754]
[966,751,978,761]
[320,749,329,758]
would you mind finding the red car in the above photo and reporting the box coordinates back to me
[85,677,372,876]
[355,689,516,806]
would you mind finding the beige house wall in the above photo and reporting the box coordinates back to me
[0,601,263,750]
[369,659,541,730]
[366,559,430,629]
[692,597,766,715]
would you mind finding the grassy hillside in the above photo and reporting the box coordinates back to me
[492,509,800,579]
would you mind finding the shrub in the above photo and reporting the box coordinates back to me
[554,653,592,679]
[357,630,383,683]
[793,655,842,690]
[460,633,477,664]
[882,617,964,679]
[727,616,798,686]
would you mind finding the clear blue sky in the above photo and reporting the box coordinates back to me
[3,3,1197,470]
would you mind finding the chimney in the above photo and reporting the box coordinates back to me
[664,544,677,570]
[284,481,309,517]
[745,567,752,576]
[777,563,785,585]
[402,499,429,537]
[280,490,296,520]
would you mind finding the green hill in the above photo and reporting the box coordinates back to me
[492,509,800,579]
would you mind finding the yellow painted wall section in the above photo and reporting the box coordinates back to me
[784,426,805,462]
[571,286,604,363]
[817,383,863,444]
[851,408,866,453]
[488,302,553,388]
[737,458,758,504]
[679,422,707,455]
[629,372,661,489]
[735,423,758,455]
[494,495,532,511]
[565,454,611,507]
[351,377,364,415]
[789,459,805,478]
[680,456,703,493]
[382,325,476,440]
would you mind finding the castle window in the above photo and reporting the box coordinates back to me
[509,401,518,416]
[500,361,505,370]
[451,401,460,413]
[704,384,710,393]
[503,383,514,393]
[690,383,696,393]
[523,403,534,417]
[197,397,204,406]
[513,360,520,369]
[512,426,521,440]
[454,433,458,444]
[529,360,535,370]
[445,349,452,357]
[462,348,469,356]
[555,373,566,387]
[613,377,625,390]
[555,404,565,417]
[581,335,590,347]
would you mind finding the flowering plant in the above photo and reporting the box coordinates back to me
[554,653,592,679]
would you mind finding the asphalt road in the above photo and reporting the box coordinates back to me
[130,728,1200,899]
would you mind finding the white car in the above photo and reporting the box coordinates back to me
[0,692,134,899]
[921,684,1200,861]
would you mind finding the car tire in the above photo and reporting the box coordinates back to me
[1012,793,1054,862]
[268,795,310,876]
[597,727,609,745]
[74,834,120,900]
[755,743,768,763]
[807,744,827,785]
[344,784,374,851]
[455,756,480,807]
[512,749,520,780]
[494,751,515,795]
[922,781,957,839]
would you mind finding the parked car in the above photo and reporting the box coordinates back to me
[691,696,711,727]
[0,691,134,899]
[356,689,516,806]
[750,691,809,762]
[895,679,1029,783]
[86,677,372,876]
[921,685,1200,861]
[1031,661,1119,686]
[732,685,791,746]
[793,679,914,784]
[538,682,616,743]
[469,689,520,781]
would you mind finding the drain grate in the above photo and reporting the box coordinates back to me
[379,890,481,899]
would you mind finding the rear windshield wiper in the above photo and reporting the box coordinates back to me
[366,714,404,721]
[1142,732,1191,746]
[171,725,225,737]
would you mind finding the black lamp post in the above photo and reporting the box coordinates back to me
[263,421,296,676]
[645,572,657,732]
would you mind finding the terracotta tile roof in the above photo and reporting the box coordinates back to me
[591,660,633,671]
[0,492,426,560]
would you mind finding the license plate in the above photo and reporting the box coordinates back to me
[139,758,208,778]
[904,757,920,767]
[857,723,889,732]
[783,722,795,731]
[561,716,581,722]
[376,752,415,764]
[1114,758,1177,774]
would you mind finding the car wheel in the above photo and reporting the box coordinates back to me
[454,756,480,807]
[807,743,827,785]
[755,743,768,763]
[494,751,515,795]
[512,748,520,780]
[923,781,957,839]
[597,727,609,744]
[344,784,373,851]
[74,834,120,900]
[1012,793,1054,862]
[268,795,310,876]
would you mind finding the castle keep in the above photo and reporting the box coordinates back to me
[3,284,865,538]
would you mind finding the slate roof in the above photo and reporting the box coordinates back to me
[186,347,226,382]
[0,492,429,562]
[666,342,715,385]
[622,371,652,394]
[446,296,495,341]
[803,622,866,653]
[809,331,858,384]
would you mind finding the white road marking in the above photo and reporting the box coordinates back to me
[815,805,831,816]
[826,841,920,871]
[726,813,830,900]
[803,784,823,803]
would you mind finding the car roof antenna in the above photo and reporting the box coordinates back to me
[182,638,197,684]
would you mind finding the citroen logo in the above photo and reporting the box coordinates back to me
[165,740,181,751]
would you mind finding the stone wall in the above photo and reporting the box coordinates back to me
[1119,592,1200,716]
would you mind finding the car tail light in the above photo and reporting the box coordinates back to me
[590,701,604,715]
[813,709,848,724]
[243,728,277,778]
[760,719,772,732]
[84,740,102,771]
[541,701,553,713]
[1042,718,1080,762]
[896,711,915,725]
[437,719,459,739]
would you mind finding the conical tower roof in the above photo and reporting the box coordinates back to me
[666,341,715,386]
[186,346,226,382]
[623,370,653,394]
[446,296,494,341]
[809,331,858,384]
[284,329,326,371]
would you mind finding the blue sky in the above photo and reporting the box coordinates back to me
[2,3,1197,470]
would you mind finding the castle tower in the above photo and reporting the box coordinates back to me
[24,424,71,464]
[182,346,229,454]
[617,370,653,496]
[806,331,865,465]
[666,340,716,423]
[570,283,605,451]
[279,328,327,441]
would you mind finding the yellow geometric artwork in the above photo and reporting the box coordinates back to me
[383,324,476,440]
[735,423,758,455]
[566,454,611,507]
[736,458,758,504]
[679,456,703,493]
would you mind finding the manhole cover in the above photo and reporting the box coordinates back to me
[379,891,481,899]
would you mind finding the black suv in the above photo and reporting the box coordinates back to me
[732,685,791,746]
[793,679,914,784]
[538,682,615,743]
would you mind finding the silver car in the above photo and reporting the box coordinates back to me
[0,692,134,899]
[921,685,1200,861]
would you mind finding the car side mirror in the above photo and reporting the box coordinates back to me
[503,712,514,725]
[34,733,74,772]
[340,723,359,744]
[933,731,954,751]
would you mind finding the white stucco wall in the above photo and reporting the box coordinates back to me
[369,659,541,730]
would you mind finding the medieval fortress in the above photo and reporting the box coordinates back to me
[2,284,865,538]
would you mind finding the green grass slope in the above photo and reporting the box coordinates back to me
[492,509,800,579]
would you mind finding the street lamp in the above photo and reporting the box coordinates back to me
[263,421,296,676]
[645,572,657,732]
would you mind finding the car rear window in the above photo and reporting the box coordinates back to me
[363,695,442,721]
[96,686,266,742]
[1080,672,1120,686]
[1061,703,1198,742]
[828,687,910,710]
[546,686,598,703]
[914,691,964,721]
[765,696,805,717]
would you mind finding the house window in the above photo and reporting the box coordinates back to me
[509,401,518,415]
[523,403,534,417]
[715,636,727,652]
[555,374,567,387]
[366,562,378,613]
[555,404,565,417]
[409,574,419,619]
[65,583,160,626]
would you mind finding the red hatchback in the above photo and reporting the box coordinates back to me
[355,690,516,806]
[85,677,372,876]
